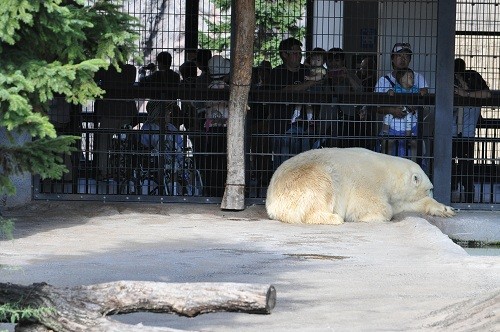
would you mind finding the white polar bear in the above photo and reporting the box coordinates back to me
[265,148,455,224]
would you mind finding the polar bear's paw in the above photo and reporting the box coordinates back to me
[304,211,344,225]
[428,204,456,218]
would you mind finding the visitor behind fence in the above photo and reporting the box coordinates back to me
[94,63,139,180]
[356,57,378,92]
[380,68,427,161]
[374,43,429,159]
[138,51,180,89]
[195,49,213,89]
[252,60,272,88]
[374,42,428,115]
[452,58,491,203]
[299,47,327,131]
[177,60,199,131]
[266,37,320,169]
[192,48,214,127]
[354,56,378,149]
[197,55,231,197]
[138,102,198,196]
[318,48,363,148]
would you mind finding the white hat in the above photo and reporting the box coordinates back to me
[391,43,412,54]
[208,55,231,78]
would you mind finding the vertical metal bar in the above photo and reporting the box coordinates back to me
[185,0,199,60]
[305,0,314,52]
[433,0,457,204]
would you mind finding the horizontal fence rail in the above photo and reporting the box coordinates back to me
[35,90,500,210]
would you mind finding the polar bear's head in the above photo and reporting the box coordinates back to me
[401,163,434,200]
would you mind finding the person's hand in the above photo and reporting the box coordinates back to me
[454,86,467,97]
[328,67,347,80]
[305,74,323,82]
[358,106,368,120]
[337,67,348,79]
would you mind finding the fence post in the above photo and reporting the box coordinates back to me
[433,0,457,205]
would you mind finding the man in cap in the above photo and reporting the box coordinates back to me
[374,43,428,118]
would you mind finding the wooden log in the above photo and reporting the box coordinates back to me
[221,0,255,210]
[0,281,276,332]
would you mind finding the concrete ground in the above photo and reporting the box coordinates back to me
[0,201,499,331]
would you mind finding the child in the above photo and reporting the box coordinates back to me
[381,68,427,161]
[305,48,327,82]
[291,48,327,125]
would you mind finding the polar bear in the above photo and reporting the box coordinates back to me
[265,148,455,224]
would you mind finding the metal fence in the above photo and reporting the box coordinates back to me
[33,0,500,210]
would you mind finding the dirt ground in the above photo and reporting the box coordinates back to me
[1,201,499,331]
[1,201,268,265]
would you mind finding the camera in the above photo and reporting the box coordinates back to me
[139,63,156,75]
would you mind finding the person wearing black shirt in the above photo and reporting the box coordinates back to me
[139,51,180,89]
[452,58,491,202]
[266,37,320,169]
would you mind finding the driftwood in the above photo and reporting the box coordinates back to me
[221,0,255,210]
[0,281,276,332]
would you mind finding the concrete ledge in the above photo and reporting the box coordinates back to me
[427,211,500,244]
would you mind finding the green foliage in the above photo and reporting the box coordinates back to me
[0,217,14,240]
[0,302,54,324]
[198,2,232,53]
[0,0,139,195]
[0,136,78,195]
[198,0,306,67]
[213,0,231,11]
[254,0,307,66]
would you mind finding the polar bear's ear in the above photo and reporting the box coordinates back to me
[412,173,421,186]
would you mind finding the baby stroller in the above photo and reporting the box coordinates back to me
[109,100,203,196]
[136,101,203,196]
[137,123,200,195]
[135,101,203,196]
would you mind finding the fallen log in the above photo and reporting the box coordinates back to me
[0,281,276,332]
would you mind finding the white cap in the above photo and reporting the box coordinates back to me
[392,43,412,54]
[208,55,231,78]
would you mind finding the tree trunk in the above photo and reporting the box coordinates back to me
[221,0,256,210]
[0,281,276,332]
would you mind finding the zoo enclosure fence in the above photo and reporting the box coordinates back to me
[34,89,500,210]
[33,0,500,210]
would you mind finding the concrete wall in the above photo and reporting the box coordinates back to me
[311,1,343,51]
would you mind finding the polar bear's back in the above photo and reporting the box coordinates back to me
[266,148,455,224]
[266,153,340,224]
[277,147,409,179]
[265,148,417,224]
